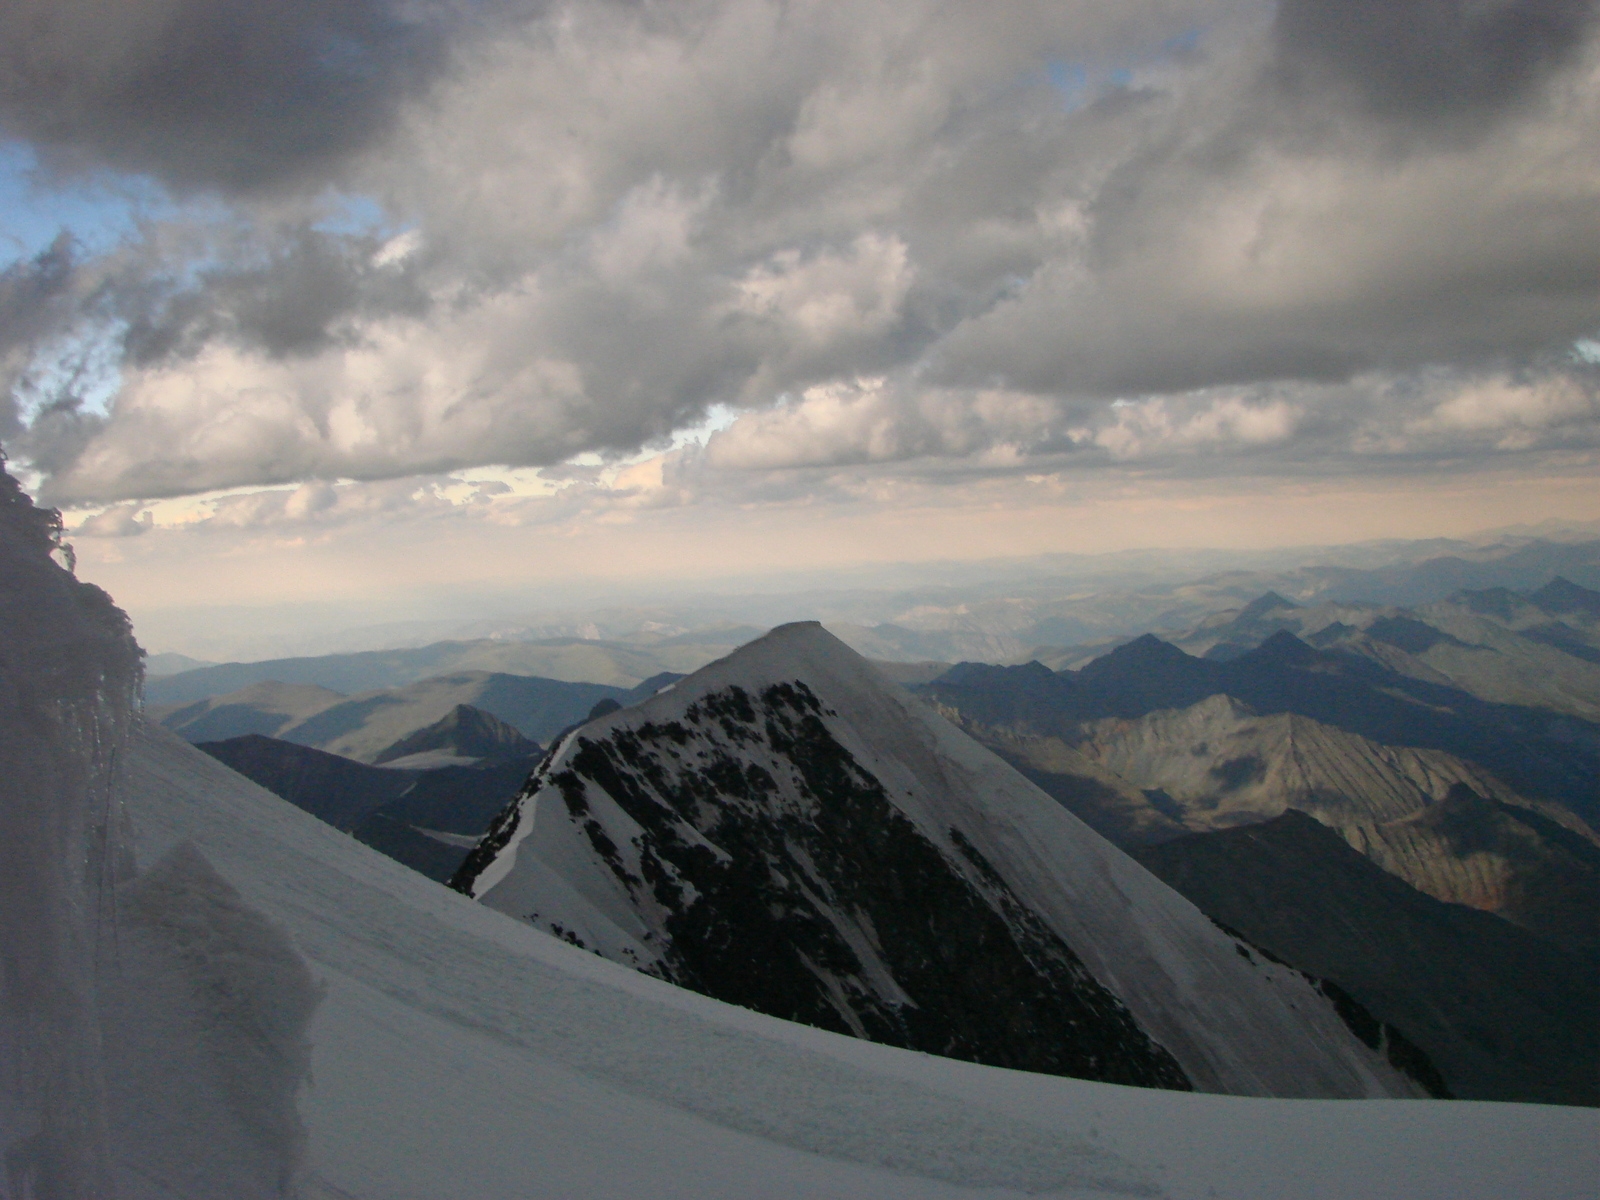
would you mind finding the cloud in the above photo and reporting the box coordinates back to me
[1397,371,1600,451]
[732,234,916,380]
[1270,0,1598,133]
[0,0,446,194]
[72,502,150,537]
[703,378,1067,470]
[116,221,435,367]
[0,235,78,433]
[1090,394,1299,459]
[936,35,1600,396]
[4,0,1600,506]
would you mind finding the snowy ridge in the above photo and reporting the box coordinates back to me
[8,457,1595,1199]
[469,622,1428,1098]
[119,720,1598,1200]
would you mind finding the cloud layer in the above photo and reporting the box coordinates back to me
[4,0,1599,505]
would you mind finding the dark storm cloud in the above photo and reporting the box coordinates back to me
[0,0,446,193]
[0,236,74,361]
[117,224,432,365]
[0,235,81,436]
[1271,0,1598,129]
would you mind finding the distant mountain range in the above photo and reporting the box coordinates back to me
[915,581,1600,1097]
[141,533,1598,669]
[144,572,1599,1108]
[929,579,1600,808]
[1037,576,1600,720]
[151,670,679,762]
[144,638,713,702]
[923,620,1600,955]
[197,734,539,884]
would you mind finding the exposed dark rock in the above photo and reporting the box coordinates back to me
[470,678,1193,1088]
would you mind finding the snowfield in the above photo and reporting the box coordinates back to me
[121,720,1597,1200]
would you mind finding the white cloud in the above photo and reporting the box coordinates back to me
[71,502,150,538]
[1406,373,1600,451]
[1092,395,1299,460]
[734,234,913,354]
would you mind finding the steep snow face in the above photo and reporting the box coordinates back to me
[101,842,320,1198]
[467,623,1422,1099]
[0,468,141,1196]
[0,462,319,1199]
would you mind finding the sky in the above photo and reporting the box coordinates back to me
[2,1,1598,652]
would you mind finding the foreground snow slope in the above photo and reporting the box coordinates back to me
[123,720,1596,1200]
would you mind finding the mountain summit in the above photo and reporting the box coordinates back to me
[459,622,1428,1098]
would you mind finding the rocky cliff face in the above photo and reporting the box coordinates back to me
[460,623,1429,1099]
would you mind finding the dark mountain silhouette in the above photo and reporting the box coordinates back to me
[198,733,538,883]
[1134,811,1598,1106]
[198,734,410,829]
[1533,576,1600,618]
[372,704,539,765]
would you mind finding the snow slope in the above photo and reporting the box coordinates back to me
[119,721,1597,1200]
[469,623,1428,1099]
[5,451,1595,1200]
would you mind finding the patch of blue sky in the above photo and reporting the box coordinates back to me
[1045,61,1092,111]
[1573,338,1600,364]
[15,323,126,420]
[312,192,396,238]
[1043,24,1207,111]
[668,402,738,451]
[0,142,173,264]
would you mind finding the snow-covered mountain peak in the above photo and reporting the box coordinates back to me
[464,622,1434,1099]
[603,619,891,716]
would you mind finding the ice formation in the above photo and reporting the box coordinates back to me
[0,464,317,1199]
